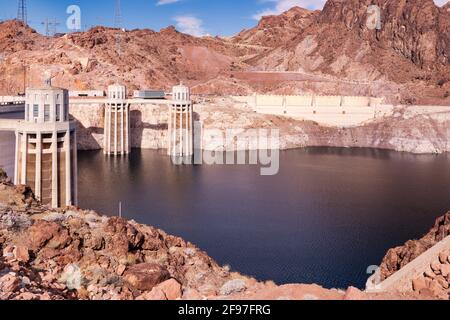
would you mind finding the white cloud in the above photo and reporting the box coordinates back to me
[253,0,327,20]
[433,0,448,6]
[157,0,182,5]
[174,15,205,36]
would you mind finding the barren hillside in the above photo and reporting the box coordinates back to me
[0,0,448,104]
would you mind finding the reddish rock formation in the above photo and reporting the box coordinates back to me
[233,7,319,48]
[123,263,170,291]
[379,212,450,281]
[0,0,448,104]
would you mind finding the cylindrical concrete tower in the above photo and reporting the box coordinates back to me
[15,82,78,208]
[104,84,130,156]
[168,84,193,159]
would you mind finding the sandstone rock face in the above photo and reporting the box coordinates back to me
[154,279,182,300]
[13,246,30,263]
[0,0,448,105]
[233,7,319,48]
[379,213,450,281]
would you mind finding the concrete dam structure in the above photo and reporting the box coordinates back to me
[14,83,78,208]
[168,84,194,159]
[104,84,130,156]
[0,96,26,114]
[69,84,194,160]
[233,94,390,127]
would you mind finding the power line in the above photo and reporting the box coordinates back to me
[41,18,61,37]
[17,0,27,25]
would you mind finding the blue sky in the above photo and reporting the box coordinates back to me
[0,0,447,37]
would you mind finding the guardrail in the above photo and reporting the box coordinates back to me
[0,96,26,106]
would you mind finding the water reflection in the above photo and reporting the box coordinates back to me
[78,148,450,289]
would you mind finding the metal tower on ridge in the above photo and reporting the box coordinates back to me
[17,0,27,25]
[114,0,122,28]
[114,0,123,56]
[41,18,60,37]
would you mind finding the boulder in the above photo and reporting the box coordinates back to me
[123,263,170,291]
[412,277,430,292]
[182,289,203,300]
[219,279,247,296]
[155,279,182,300]
[13,246,30,263]
[136,287,167,301]
[428,279,448,300]
[116,264,127,276]
[434,275,449,290]
[25,221,71,251]
[424,269,436,279]
[0,274,20,292]
[431,261,441,274]
[439,252,448,264]
[440,264,450,278]
[2,245,14,259]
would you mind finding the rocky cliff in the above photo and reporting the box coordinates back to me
[379,212,450,282]
[0,0,448,105]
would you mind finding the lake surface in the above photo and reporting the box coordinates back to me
[77,148,450,289]
[1,111,449,289]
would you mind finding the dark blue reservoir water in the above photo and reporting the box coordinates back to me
[76,148,450,289]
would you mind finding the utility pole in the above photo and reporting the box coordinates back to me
[17,0,27,25]
[21,64,27,95]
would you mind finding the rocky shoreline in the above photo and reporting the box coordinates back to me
[0,168,448,300]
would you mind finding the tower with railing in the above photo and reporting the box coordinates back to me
[168,83,193,159]
[15,79,77,207]
[104,84,130,156]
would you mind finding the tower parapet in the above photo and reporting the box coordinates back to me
[104,84,130,156]
[15,82,77,208]
[168,84,193,159]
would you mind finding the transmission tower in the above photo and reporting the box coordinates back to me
[114,0,122,29]
[17,0,27,25]
[41,18,61,37]
[114,0,123,56]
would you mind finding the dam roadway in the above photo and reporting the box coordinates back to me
[0,119,20,131]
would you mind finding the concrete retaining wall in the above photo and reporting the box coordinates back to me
[0,96,25,105]
[286,95,313,107]
[232,94,388,127]
[366,235,450,293]
[343,96,370,107]
[0,104,25,114]
[315,96,342,107]
[256,95,284,107]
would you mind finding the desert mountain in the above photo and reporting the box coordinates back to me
[0,0,448,104]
